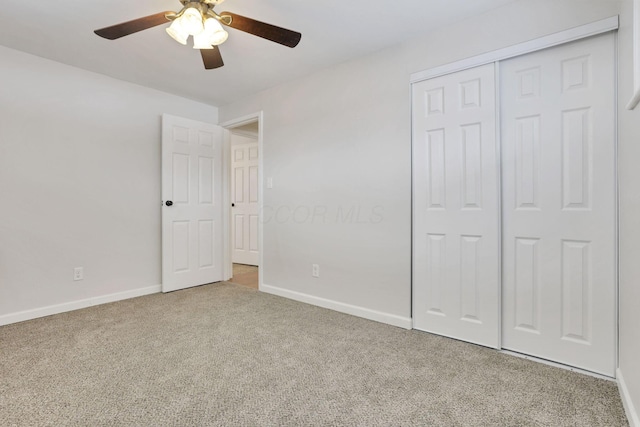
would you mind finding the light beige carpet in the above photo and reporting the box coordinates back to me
[0,282,628,426]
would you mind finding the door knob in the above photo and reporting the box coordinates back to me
[166,200,173,206]
[232,203,235,207]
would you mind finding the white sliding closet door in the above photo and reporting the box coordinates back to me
[413,63,501,348]
[501,33,616,376]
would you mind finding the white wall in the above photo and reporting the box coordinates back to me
[219,0,622,328]
[618,0,640,424]
[222,47,414,326]
[0,46,218,322]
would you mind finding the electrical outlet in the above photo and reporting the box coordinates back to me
[312,264,320,278]
[73,267,84,281]
[267,177,274,189]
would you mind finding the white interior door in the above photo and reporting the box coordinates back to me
[501,33,616,376]
[412,63,501,348]
[162,114,223,293]
[231,134,259,266]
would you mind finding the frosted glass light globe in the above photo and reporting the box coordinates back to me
[166,19,188,45]
[193,18,228,49]
[180,7,204,36]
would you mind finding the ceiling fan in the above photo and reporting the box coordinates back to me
[94,0,301,70]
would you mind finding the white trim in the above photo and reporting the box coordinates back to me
[618,368,640,427]
[410,16,619,83]
[495,62,503,350]
[220,112,264,287]
[262,283,412,329]
[220,113,263,129]
[615,31,621,373]
[221,129,233,280]
[0,285,161,326]
[628,0,640,109]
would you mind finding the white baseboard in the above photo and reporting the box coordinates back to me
[618,368,640,427]
[260,283,412,329]
[0,285,161,326]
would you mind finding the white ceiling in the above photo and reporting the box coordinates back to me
[0,0,520,107]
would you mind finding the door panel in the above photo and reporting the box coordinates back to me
[162,114,223,292]
[412,63,501,348]
[231,135,259,266]
[501,33,616,376]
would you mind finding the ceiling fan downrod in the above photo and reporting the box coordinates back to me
[179,0,227,6]
[169,2,232,27]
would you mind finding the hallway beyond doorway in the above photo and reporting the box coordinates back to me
[230,264,258,289]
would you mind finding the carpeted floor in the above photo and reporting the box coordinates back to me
[0,282,629,426]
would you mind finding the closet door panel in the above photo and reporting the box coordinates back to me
[412,63,500,348]
[501,33,616,376]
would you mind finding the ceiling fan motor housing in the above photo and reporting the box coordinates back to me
[180,0,226,6]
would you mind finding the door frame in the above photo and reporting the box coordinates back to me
[410,16,619,375]
[220,112,264,288]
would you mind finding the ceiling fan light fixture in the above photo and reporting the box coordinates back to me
[204,18,229,46]
[210,30,229,46]
[193,18,228,49]
[193,34,213,49]
[166,19,188,45]
[94,3,302,70]
[180,7,205,36]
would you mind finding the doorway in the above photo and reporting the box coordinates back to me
[221,113,263,290]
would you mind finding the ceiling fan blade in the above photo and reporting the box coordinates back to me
[94,12,172,40]
[201,47,224,70]
[220,12,301,48]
